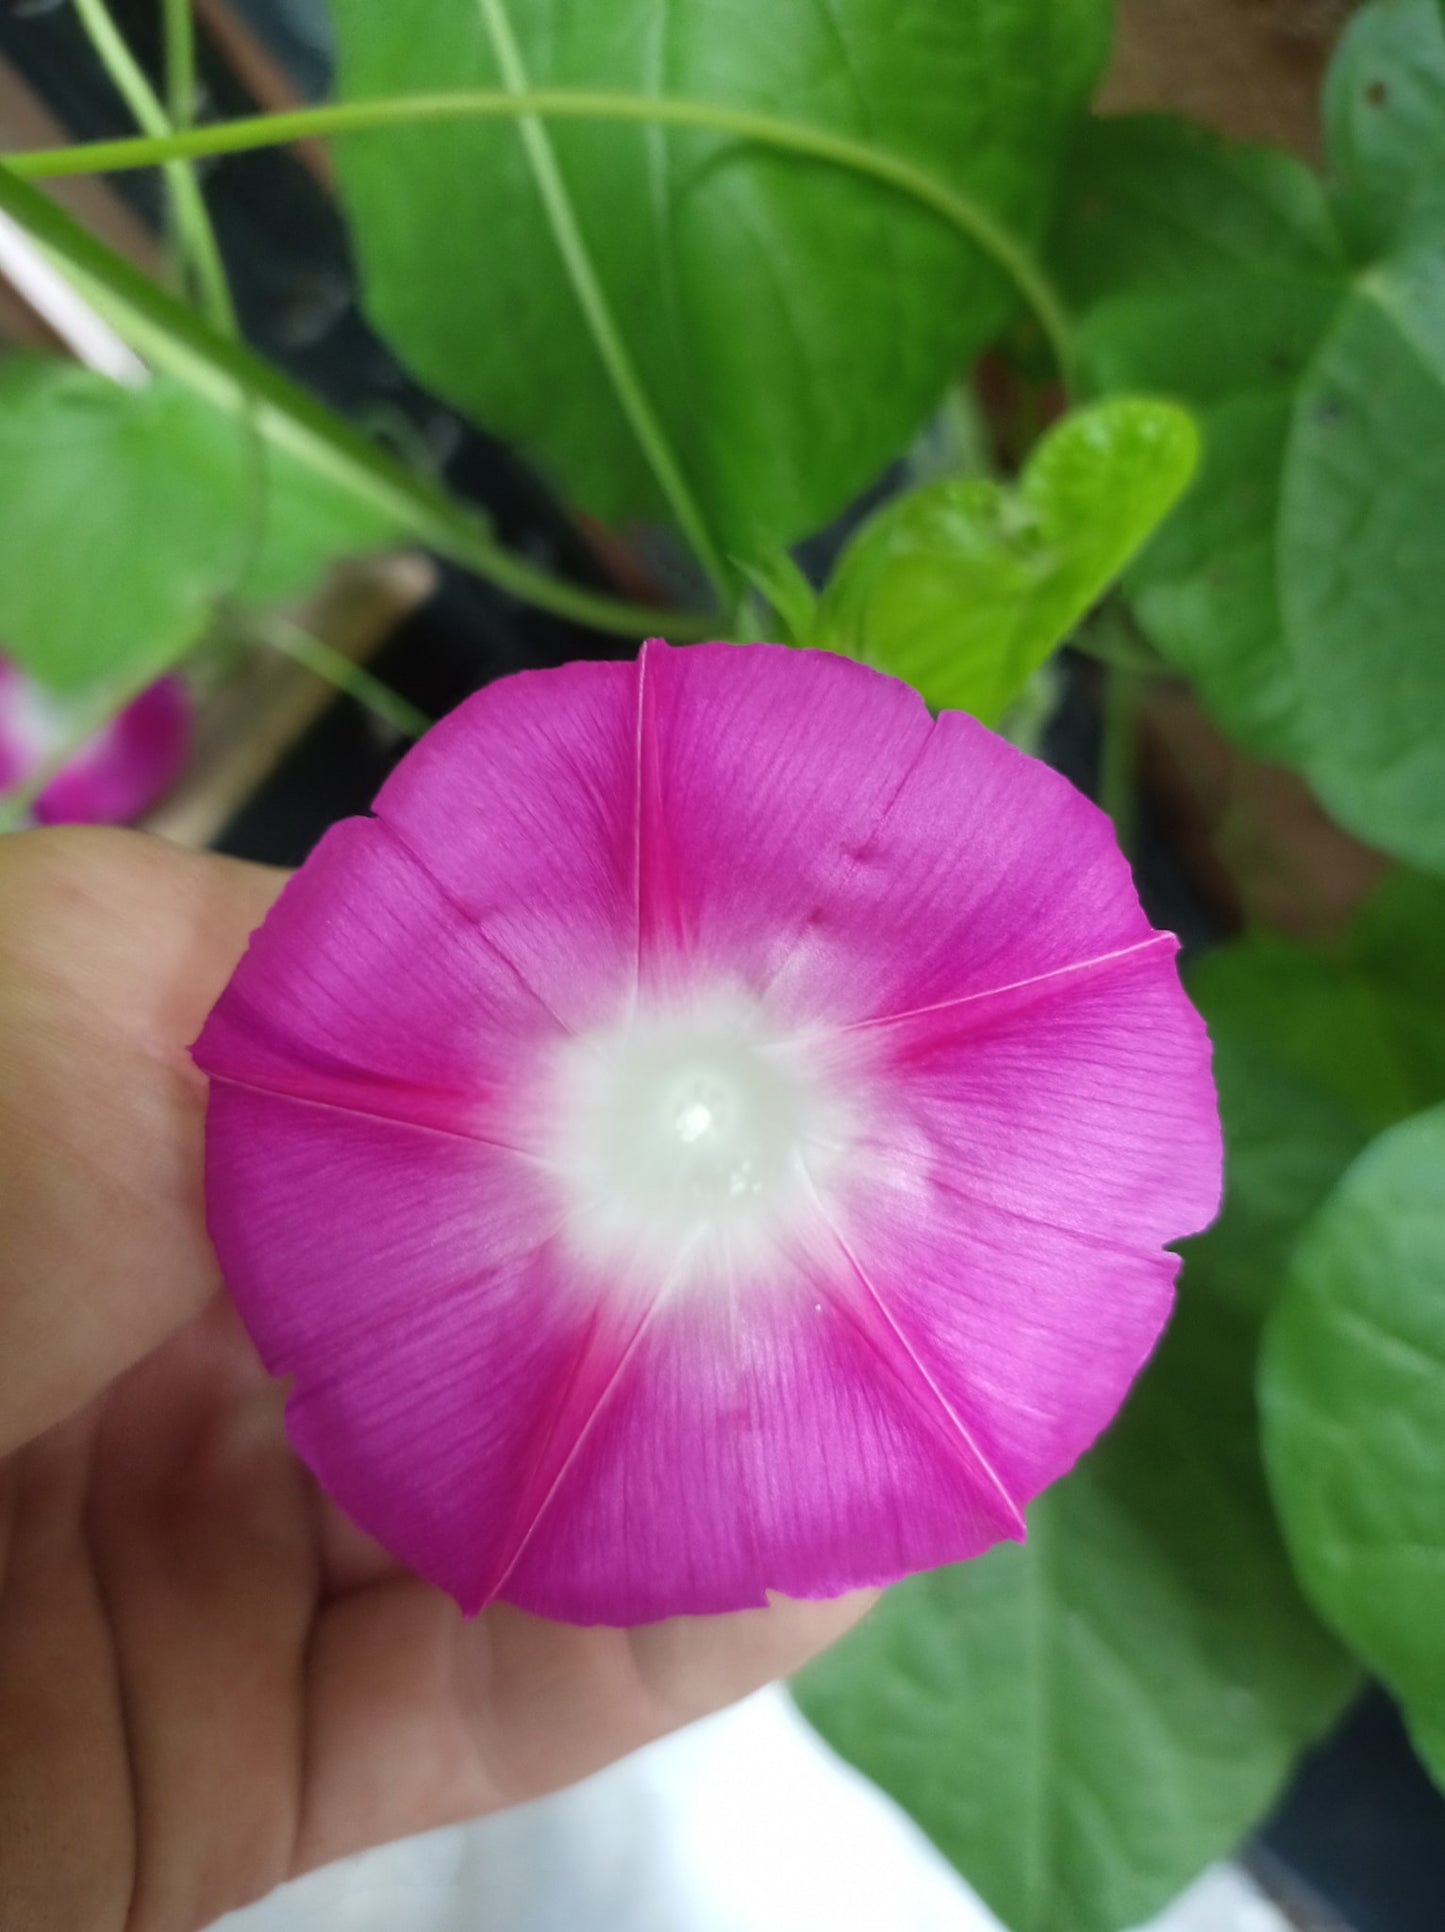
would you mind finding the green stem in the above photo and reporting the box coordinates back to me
[160,0,202,312]
[72,0,235,335]
[0,168,709,642]
[258,615,430,738]
[1099,660,1142,859]
[3,87,1077,387]
[163,0,198,132]
[1072,601,1168,677]
[473,0,731,602]
[1073,628,1164,677]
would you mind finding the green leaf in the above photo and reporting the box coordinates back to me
[1050,116,1347,764]
[798,873,1445,1931]
[236,428,403,607]
[327,0,1109,561]
[1180,876,1445,1327]
[1051,1,1445,868]
[0,357,400,694]
[1325,0,1445,255]
[1279,180,1445,873]
[797,1297,1357,1932]
[814,399,1196,722]
[1262,1102,1445,1790]
[0,358,241,692]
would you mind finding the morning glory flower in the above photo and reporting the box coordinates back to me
[195,640,1220,1625]
[0,654,190,825]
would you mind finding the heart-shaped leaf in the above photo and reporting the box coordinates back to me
[797,1296,1357,1932]
[0,360,241,694]
[328,0,1110,570]
[1263,1101,1445,1792]
[813,398,1196,721]
[0,357,400,696]
[1051,0,1445,872]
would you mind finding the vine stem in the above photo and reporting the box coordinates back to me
[1073,600,1168,677]
[3,87,1077,388]
[72,0,235,336]
[0,167,711,643]
[163,0,198,133]
[160,0,206,325]
[256,615,430,739]
[1098,660,1142,861]
[474,0,732,605]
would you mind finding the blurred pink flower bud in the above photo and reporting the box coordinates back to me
[0,654,190,825]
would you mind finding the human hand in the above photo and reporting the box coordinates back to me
[0,828,870,1932]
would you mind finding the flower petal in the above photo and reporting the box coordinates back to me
[634,639,933,999]
[795,939,1221,1501]
[372,656,640,1029]
[830,1179,1181,1510]
[496,1230,1028,1624]
[204,1081,587,1607]
[634,644,1154,1027]
[194,817,556,1138]
[768,704,1158,1025]
[830,937,1222,1247]
[208,1080,1025,1622]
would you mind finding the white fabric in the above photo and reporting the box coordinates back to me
[213,1686,1288,1932]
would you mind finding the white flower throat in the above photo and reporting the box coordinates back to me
[609,1038,801,1209]
[545,991,856,1283]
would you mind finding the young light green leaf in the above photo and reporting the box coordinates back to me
[799,871,1445,1931]
[1262,1102,1445,1791]
[327,0,1109,563]
[0,357,400,695]
[814,398,1196,722]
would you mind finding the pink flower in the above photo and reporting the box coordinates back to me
[195,640,1220,1625]
[0,655,190,825]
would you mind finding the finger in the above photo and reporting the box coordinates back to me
[86,1300,315,1932]
[295,1576,876,1872]
[0,1411,135,1929]
[0,827,283,1454]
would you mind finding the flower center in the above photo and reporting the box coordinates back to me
[543,993,851,1285]
[611,1041,801,1214]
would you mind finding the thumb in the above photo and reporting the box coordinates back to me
[0,827,283,1455]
